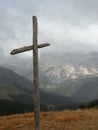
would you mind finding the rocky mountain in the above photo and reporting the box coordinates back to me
[1,51,98,105]
[2,51,98,84]
[39,52,98,84]
[0,67,76,116]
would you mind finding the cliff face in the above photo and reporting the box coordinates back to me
[2,52,98,84]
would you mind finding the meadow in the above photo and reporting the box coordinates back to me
[0,109,98,130]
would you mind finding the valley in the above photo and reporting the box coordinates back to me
[0,52,98,115]
[0,67,77,116]
[1,1,98,130]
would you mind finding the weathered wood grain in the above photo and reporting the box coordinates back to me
[11,43,50,55]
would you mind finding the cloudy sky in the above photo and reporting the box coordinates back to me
[0,0,98,57]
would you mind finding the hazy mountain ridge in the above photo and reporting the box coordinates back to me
[44,76,98,103]
[38,52,98,104]
[71,76,98,103]
[0,67,33,91]
[39,52,98,84]
[2,52,98,84]
[0,67,77,115]
[1,51,98,105]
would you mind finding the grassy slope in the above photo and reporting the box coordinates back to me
[0,85,32,100]
[0,109,98,130]
[0,85,34,116]
[44,76,98,98]
[43,77,86,97]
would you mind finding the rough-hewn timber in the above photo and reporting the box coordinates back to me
[10,16,50,130]
[11,43,50,55]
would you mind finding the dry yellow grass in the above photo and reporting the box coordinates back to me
[0,109,98,130]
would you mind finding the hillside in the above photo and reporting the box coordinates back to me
[0,67,76,116]
[1,52,98,104]
[71,76,98,103]
[0,109,98,130]
[0,67,33,91]
[39,76,98,103]
[1,52,98,112]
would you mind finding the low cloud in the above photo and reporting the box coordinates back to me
[0,0,98,57]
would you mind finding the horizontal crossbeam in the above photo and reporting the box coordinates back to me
[10,43,50,55]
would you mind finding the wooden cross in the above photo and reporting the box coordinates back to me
[10,16,50,130]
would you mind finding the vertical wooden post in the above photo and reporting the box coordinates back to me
[33,16,40,130]
[11,15,50,130]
